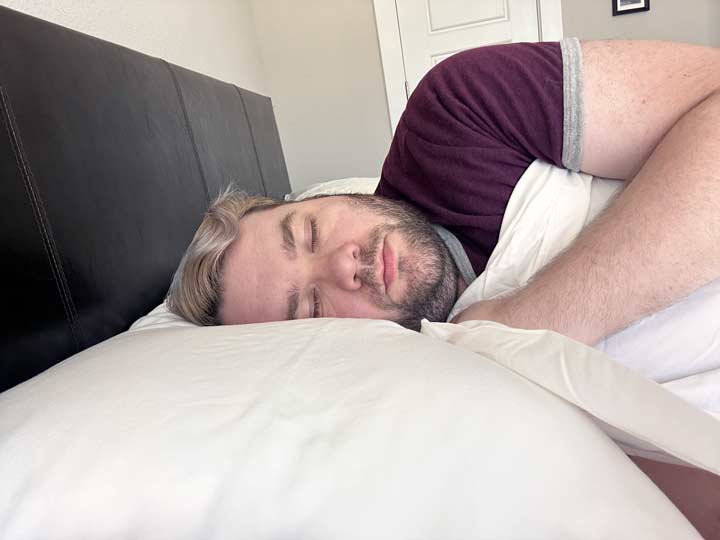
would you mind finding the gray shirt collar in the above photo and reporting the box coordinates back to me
[431,224,477,286]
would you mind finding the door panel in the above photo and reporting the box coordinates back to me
[427,0,507,31]
[396,0,540,94]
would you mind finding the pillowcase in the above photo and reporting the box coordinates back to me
[424,320,720,472]
[284,177,379,201]
[0,318,701,539]
[128,302,197,332]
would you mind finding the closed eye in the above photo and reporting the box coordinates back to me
[312,288,322,318]
[310,217,319,252]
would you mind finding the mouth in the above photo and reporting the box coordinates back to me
[382,238,396,292]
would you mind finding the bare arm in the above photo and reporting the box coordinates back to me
[454,41,720,345]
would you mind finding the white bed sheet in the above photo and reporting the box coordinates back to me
[449,160,720,414]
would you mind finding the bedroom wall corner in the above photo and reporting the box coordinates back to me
[250,0,393,192]
[561,0,719,47]
[0,0,269,96]
[709,1,720,47]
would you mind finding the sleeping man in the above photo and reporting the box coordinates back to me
[166,38,720,347]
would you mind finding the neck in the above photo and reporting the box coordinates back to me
[455,274,468,299]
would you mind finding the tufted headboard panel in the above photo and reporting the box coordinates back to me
[0,6,290,391]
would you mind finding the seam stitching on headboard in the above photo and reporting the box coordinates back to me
[163,61,211,203]
[234,86,269,197]
[0,86,85,350]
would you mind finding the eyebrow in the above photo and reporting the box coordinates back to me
[280,211,297,259]
[280,212,300,320]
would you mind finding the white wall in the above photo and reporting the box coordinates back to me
[0,0,392,192]
[0,0,269,95]
[5,1,717,195]
[251,0,392,192]
[562,0,720,47]
[713,4,720,47]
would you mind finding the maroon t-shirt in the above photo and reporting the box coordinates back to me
[376,41,565,275]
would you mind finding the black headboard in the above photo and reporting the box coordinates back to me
[0,6,290,391]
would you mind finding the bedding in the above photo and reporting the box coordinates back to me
[285,177,380,201]
[424,320,720,471]
[0,315,712,539]
[449,160,720,414]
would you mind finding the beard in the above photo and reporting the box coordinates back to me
[343,194,459,331]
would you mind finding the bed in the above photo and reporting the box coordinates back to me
[1,6,718,539]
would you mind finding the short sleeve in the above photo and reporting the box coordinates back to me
[376,40,567,274]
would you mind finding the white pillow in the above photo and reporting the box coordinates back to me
[129,302,197,332]
[0,318,701,539]
[285,177,379,201]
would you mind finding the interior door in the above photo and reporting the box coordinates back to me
[395,0,541,95]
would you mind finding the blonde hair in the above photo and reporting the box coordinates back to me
[166,188,283,325]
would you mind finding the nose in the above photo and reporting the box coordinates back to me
[320,242,363,291]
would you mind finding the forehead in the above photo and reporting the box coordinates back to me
[217,207,285,324]
[253,195,357,227]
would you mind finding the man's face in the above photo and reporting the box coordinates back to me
[218,195,458,329]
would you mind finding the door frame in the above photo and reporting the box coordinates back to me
[373,0,564,132]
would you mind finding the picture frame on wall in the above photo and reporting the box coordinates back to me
[612,0,650,16]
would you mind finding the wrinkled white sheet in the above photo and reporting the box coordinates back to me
[423,320,720,472]
[449,160,720,414]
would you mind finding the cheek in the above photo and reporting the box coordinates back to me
[327,290,391,319]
